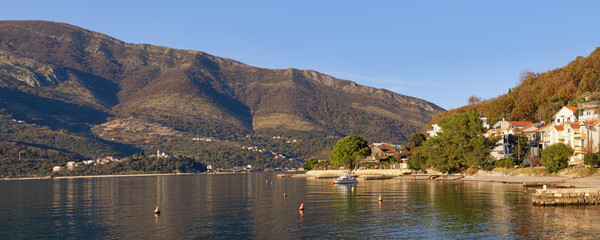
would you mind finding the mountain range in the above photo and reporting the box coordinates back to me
[0,20,444,168]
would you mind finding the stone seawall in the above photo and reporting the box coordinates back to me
[532,188,600,206]
[306,169,414,178]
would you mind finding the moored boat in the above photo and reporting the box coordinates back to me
[333,172,358,184]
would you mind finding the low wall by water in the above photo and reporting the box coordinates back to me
[532,188,600,206]
[306,169,414,178]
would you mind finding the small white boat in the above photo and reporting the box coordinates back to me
[333,173,358,184]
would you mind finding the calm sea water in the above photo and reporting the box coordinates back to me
[1,173,600,239]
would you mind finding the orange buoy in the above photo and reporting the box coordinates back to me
[154,205,161,214]
[298,203,304,210]
[332,181,335,186]
[378,195,383,202]
[284,193,287,198]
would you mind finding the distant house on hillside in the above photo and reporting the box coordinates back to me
[427,124,442,138]
[480,116,490,129]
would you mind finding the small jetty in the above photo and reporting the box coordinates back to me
[360,175,394,180]
[532,188,600,206]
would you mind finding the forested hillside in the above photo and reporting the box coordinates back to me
[430,47,600,126]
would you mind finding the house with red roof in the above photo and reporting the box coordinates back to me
[492,119,534,131]
[554,106,578,125]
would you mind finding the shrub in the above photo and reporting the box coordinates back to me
[302,158,318,170]
[464,166,480,175]
[584,153,600,167]
[408,151,427,171]
[523,154,541,167]
[495,157,515,168]
[540,143,574,173]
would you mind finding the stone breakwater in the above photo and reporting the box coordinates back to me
[532,188,600,206]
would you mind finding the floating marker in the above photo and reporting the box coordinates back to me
[154,205,161,214]
[298,203,304,210]
[378,195,383,201]
[283,193,287,198]
[332,181,335,186]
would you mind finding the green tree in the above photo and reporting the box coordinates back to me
[330,135,371,169]
[302,158,318,170]
[407,151,427,170]
[420,111,495,173]
[508,133,530,161]
[495,157,515,168]
[540,143,573,173]
[409,133,426,147]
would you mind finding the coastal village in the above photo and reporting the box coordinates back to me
[50,101,600,174]
[427,101,600,166]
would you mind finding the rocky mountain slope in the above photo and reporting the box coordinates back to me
[0,20,444,167]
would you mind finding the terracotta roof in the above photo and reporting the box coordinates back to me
[569,123,581,130]
[506,121,533,127]
[564,106,578,112]
[534,124,553,132]
[582,120,600,126]
[554,125,564,131]
[377,144,397,154]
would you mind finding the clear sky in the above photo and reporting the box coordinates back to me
[1,1,599,109]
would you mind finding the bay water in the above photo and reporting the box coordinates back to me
[1,173,599,239]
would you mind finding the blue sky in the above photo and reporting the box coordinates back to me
[1,1,599,109]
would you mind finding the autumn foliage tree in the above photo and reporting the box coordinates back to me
[427,47,600,128]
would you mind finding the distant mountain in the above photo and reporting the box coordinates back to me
[430,47,600,126]
[0,20,444,167]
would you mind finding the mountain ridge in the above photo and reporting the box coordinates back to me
[0,20,444,168]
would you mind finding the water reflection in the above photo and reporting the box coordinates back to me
[2,174,600,239]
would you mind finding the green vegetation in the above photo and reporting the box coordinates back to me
[62,155,206,176]
[0,140,78,178]
[408,133,426,147]
[540,143,574,173]
[407,151,427,171]
[330,135,371,169]
[0,112,134,159]
[584,153,600,167]
[302,158,318,170]
[508,133,529,160]
[415,111,496,173]
[495,157,516,168]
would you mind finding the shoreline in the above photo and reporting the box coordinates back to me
[1,173,196,181]
[4,170,600,189]
[303,169,600,188]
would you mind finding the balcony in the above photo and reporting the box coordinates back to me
[573,134,585,139]
[574,147,588,152]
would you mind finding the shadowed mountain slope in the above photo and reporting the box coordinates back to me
[0,20,443,165]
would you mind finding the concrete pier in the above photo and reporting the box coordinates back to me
[532,188,600,206]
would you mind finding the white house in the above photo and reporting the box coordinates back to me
[427,124,442,137]
[480,116,490,129]
[554,106,578,124]
[52,166,66,172]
